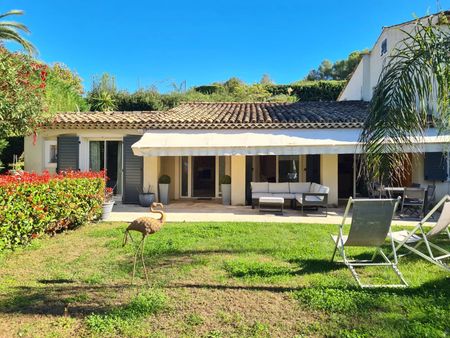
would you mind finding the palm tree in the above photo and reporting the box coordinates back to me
[0,9,36,55]
[359,14,450,184]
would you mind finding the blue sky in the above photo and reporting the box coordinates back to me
[2,0,449,92]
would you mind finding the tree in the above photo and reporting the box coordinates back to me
[86,73,118,111]
[45,63,89,113]
[305,50,367,81]
[360,17,450,184]
[0,10,36,55]
[0,47,46,139]
[260,74,273,85]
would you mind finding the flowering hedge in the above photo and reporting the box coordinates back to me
[0,171,105,250]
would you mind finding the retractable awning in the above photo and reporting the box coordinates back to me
[131,129,450,157]
[132,129,362,156]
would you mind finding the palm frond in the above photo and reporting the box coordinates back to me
[0,9,36,55]
[0,28,37,55]
[360,18,450,184]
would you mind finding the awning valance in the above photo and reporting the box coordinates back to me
[132,129,363,156]
[131,129,450,157]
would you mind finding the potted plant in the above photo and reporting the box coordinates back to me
[139,185,155,207]
[102,187,115,220]
[158,175,171,205]
[220,175,231,205]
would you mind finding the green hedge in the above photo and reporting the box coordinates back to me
[265,80,346,101]
[0,171,105,250]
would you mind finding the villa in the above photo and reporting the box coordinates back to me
[23,11,450,207]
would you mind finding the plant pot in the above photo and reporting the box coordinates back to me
[139,193,155,207]
[221,184,231,205]
[159,183,170,205]
[102,200,115,220]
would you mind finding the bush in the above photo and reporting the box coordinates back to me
[158,175,171,184]
[219,175,231,185]
[0,171,105,250]
[265,80,346,101]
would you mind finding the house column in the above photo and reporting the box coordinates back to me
[231,155,246,206]
[320,154,338,207]
[143,156,160,201]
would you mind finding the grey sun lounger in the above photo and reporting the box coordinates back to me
[389,195,450,272]
[331,197,408,288]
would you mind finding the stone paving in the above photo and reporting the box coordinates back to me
[109,200,428,227]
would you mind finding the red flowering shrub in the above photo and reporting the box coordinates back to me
[0,171,105,250]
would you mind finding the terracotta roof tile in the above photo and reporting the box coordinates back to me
[46,101,368,130]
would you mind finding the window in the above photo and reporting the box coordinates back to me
[381,38,387,56]
[44,140,57,167]
[278,155,299,182]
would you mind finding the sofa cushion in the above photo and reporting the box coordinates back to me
[251,182,269,193]
[310,182,321,193]
[269,182,289,193]
[305,195,324,202]
[318,186,330,194]
[271,193,295,199]
[252,192,273,199]
[289,182,311,193]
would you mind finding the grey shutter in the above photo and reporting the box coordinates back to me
[424,152,448,181]
[306,155,321,183]
[123,135,143,204]
[57,136,79,172]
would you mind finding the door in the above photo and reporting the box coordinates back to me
[338,154,353,198]
[192,156,215,197]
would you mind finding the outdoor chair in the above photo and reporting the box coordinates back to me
[389,195,450,272]
[425,184,436,214]
[331,197,408,288]
[401,187,425,218]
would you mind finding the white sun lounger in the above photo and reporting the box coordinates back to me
[389,195,450,272]
[331,197,408,288]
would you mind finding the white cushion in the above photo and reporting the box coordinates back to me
[295,194,303,203]
[251,182,269,193]
[272,193,295,199]
[259,196,284,204]
[305,195,323,202]
[289,182,311,193]
[318,186,329,194]
[269,182,289,193]
[310,183,321,193]
[252,192,273,199]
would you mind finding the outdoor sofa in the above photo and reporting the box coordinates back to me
[250,182,329,214]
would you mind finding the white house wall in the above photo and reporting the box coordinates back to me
[339,14,447,102]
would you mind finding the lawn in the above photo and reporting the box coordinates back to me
[0,221,448,337]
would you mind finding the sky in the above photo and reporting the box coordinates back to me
[2,0,449,92]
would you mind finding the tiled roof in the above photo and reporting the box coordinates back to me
[47,101,369,130]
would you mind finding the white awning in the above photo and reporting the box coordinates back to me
[131,129,450,157]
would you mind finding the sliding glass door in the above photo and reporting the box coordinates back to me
[89,140,123,194]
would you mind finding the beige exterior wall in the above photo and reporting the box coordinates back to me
[320,154,338,206]
[160,156,180,200]
[24,135,44,173]
[411,154,450,202]
[143,156,160,202]
[231,155,246,205]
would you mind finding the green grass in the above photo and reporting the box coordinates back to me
[0,221,448,337]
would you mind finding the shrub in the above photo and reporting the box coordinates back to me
[219,175,231,185]
[265,80,346,101]
[0,170,105,250]
[158,175,171,184]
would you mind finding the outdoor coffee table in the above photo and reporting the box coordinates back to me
[259,196,284,214]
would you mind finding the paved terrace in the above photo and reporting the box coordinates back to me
[109,200,430,226]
